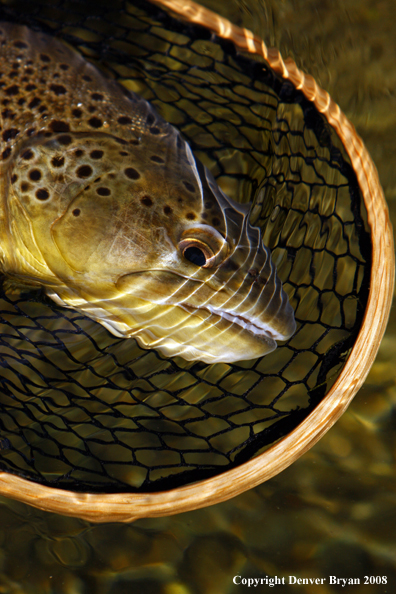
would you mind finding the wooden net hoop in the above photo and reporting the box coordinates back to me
[0,0,393,522]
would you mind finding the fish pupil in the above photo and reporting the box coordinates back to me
[184,246,206,267]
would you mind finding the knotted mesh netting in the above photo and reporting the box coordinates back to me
[0,0,371,492]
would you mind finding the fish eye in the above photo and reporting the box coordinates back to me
[179,238,214,268]
[183,246,207,267]
[178,225,229,268]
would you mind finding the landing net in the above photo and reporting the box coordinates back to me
[0,0,371,493]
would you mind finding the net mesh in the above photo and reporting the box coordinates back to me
[0,0,371,493]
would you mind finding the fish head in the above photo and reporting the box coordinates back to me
[7,126,295,364]
[116,158,296,363]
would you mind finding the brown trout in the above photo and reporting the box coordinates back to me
[0,22,295,364]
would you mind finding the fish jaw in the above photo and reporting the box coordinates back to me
[47,285,279,364]
[110,241,295,364]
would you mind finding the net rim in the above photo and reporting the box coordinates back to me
[0,0,393,522]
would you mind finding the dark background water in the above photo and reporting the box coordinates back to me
[0,0,395,592]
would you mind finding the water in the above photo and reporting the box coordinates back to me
[0,0,395,592]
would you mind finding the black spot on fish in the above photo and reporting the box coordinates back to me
[97,187,111,196]
[60,64,69,71]
[28,97,41,109]
[72,108,82,118]
[163,205,172,215]
[74,149,84,157]
[11,174,17,183]
[90,150,103,159]
[21,182,29,192]
[124,167,140,180]
[150,126,160,135]
[36,188,49,200]
[40,53,51,62]
[141,195,153,207]
[76,165,93,178]
[51,155,64,168]
[21,149,34,160]
[91,93,104,101]
[118,116,132,125]
[73,209,81,217]
[29,169,42,182]
[212,217,221,226]
[146,113,155,126]
[186,212,196,220]
[5,85,19,96]
[25,84,36,92]
[13,40,28,49]
[2,148,11,160]
[82,75,92,82]
[50,120,70,133]
[88,117,102,128]
[50,84,67,96]
[2,128,18,142]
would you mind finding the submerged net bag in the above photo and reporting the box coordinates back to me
[0,0,393,522]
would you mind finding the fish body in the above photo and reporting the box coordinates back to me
[0,22,295,364]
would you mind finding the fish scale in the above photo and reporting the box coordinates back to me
[0,21,295,364]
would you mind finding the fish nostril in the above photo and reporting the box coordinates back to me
[247,268,259,279]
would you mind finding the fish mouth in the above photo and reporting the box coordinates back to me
[181,303,285,342]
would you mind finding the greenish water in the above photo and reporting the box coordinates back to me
[0,0,395,592]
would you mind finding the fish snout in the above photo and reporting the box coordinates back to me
[208,221,296,344]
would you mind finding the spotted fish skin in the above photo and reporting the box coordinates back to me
[0,22,295,364]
